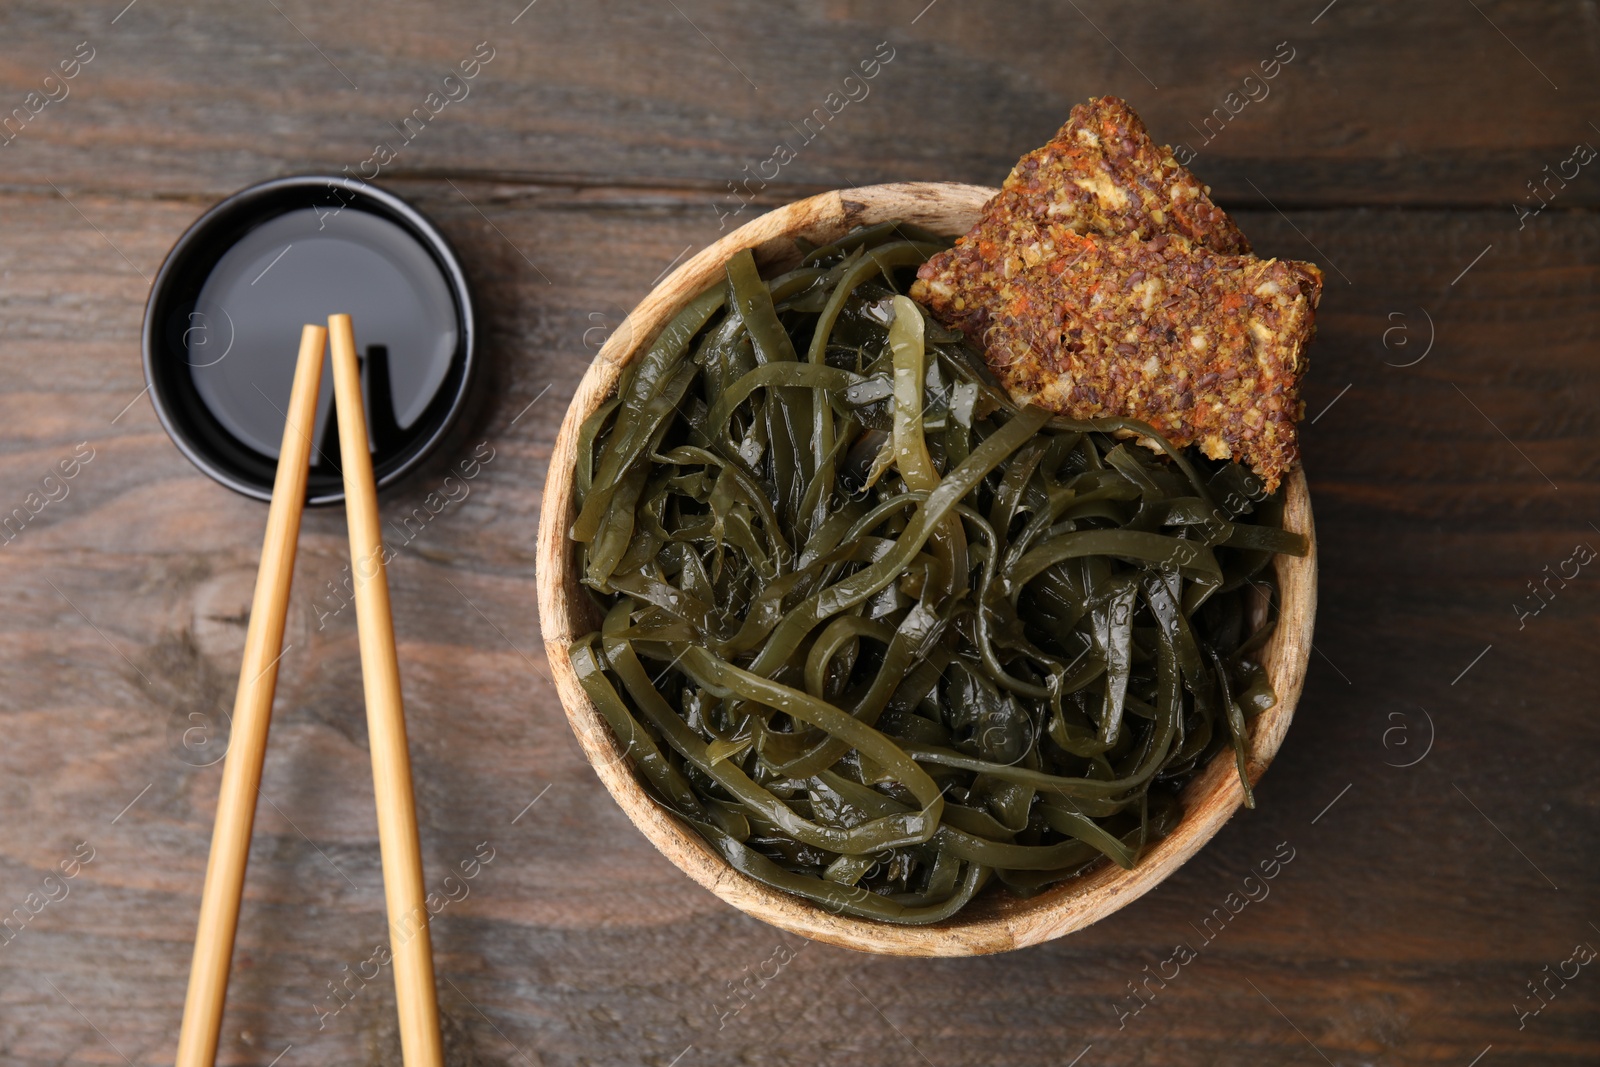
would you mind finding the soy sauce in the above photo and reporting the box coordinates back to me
[188,207,459,465]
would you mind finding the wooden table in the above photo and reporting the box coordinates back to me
[1,3,1595,1064]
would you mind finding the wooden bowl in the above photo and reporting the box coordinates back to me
[536,182,1317,956]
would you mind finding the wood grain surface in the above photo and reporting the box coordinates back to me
[0,2,1596,1065]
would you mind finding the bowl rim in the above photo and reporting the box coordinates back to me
[535,181,1318,957]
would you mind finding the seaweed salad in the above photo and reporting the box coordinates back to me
[568,223,1308,924]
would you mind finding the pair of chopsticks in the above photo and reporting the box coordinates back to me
[173,316,443,1067]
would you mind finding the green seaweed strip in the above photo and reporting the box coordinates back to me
[1212,647,1257,809]
[574,397,622,511]
[572,286,726,543]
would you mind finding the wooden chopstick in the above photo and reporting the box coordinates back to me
[327,313,445,1067]
[174,324,326,1067]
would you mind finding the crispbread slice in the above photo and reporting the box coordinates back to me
[997,96,1251,255]
[911,96,1321,490]
[914,225,1319,491]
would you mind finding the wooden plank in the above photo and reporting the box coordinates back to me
[0,1,1593,208]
